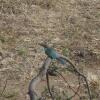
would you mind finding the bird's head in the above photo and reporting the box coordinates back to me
[39,43,48,48]
[39,43,49,51]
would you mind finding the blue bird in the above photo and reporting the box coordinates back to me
[40,44,65,64]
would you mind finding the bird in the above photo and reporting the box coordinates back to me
[39,43,66,64]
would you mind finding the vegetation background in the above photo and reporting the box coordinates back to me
[0,0,100,100]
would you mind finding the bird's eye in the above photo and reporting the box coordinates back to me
[40,48,44,52]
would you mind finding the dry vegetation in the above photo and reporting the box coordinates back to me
[0,0,100,100]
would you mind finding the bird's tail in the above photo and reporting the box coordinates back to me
[56,57,66,64]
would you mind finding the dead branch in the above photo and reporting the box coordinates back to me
[28,52,92,100]
[28,57,51,100]
[58,55,92,100]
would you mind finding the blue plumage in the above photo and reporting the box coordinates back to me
[44,47,58,59]
[40,44,66,64]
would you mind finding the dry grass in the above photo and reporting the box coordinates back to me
[0,0,100,100]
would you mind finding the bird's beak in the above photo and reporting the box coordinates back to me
[39,43,47,48]
[39,43,43,46]
[38,43,45,52]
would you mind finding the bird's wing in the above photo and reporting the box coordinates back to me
[56,54,78,72]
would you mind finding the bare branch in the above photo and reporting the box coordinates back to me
[57,55,92,100]
[28,57,51,100]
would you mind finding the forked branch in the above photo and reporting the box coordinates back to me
[58,55,92,100]
[28,57,51,100]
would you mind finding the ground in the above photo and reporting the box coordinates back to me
[0,0,100,100]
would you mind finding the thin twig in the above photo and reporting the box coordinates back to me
[58,56,92,100]
[55,70,81,99]
[68,76,81,100]
[0,79,8,97]
[46,71,54,100]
